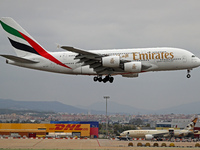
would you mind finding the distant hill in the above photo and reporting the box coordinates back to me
[76,101,150,114]
[0,99,199,114]
[0,99,88,113]
[0,108,55,115]
[0,99,146,114]
[154,101,200,114]
[77,100,200,114]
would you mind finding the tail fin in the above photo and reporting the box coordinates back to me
[185,117,198,130]
[0,17,72,69]
[0,17,47,57]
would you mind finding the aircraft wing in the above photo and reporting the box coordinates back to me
[61,46,102,57]
[152,131,169,137]
[61,46,152,75]
[61,46,113,74]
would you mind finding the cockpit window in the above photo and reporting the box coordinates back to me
[192,55,195,57]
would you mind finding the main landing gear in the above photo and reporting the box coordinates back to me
[187,69,191,78]
[94,75,114,83]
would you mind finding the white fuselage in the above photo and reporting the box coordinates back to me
[120,129,193,139]
[6,47,200,76]
[121,130,168,138]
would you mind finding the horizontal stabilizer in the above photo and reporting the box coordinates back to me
[0,55,39,63]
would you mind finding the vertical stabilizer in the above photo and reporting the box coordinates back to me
[0,17,47,57]
[185,118,198,130]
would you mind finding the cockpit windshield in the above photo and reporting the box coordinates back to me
[192,55,195,57]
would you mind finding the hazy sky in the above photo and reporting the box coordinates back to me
[0,0,200,111]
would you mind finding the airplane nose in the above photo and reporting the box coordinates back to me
[120,132,124,136]
[192,57,200,67]
[197,58,200,66]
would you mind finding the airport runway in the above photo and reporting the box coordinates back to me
[0,138,199,150]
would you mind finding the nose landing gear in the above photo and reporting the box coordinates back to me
[187,69,191,78]
[94,75,114,83]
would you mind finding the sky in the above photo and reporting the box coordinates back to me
[0,0,200,112]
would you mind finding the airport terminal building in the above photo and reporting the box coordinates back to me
[156,119,200,129]
[156,119,200,138]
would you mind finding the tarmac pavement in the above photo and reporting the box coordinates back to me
[0,138,199,150]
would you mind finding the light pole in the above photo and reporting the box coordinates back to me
[104,96,110,138]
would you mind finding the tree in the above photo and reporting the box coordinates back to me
[129,118,143,125]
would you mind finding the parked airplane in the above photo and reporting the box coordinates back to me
[1,17,200,83]
[119,118,198,140]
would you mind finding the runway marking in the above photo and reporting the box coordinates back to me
[32,139,44,147]
[97,139,101,147]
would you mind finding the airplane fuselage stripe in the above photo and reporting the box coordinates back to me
[8,38,40,55]
[18,31,72,69]
[0,20,25,40]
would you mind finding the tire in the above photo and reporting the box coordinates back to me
[187,74,191,78]
[109,77,114,83]
[98,77,102,82]
[94,77,98,82]
[103,78,107,83]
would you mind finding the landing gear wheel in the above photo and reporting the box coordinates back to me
[187,69,191,78]
[93,75,114,83]
[103,76,109,83]
[109,77,114,83]
[103,79,107,83]
[94,77,98,82]
[98,77,102,82]
[187,74,191,78]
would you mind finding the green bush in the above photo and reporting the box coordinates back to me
[137,142,142,147]
[169,143,175,147]
[145,143,150,147]
[128,142,133,147]
[195,143,200,147]
[161,143,167,147]
[153,143,159,147]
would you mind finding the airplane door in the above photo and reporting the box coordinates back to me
[62,54,68,63]
[182,56,187,63]
[169,129,174,137]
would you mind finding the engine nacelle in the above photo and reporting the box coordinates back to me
[179,132,189,137]
[124,62,142,72]
[102,56,120,67]
[145,134,154,140]
[194,130,198,133]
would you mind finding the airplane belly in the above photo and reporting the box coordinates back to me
[152,59,192,71]
[81,66,96,75]
[72,66,96,75]
[72,66,82,74]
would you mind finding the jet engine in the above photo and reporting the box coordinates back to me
[124,62,142,72]
[102,56,120,67]
[179,132,189,137]
[145,134,154,140]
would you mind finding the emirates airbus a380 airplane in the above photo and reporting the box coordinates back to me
[1,17,200,83]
